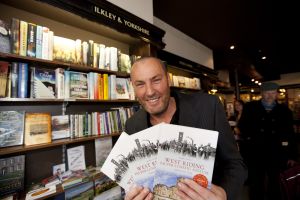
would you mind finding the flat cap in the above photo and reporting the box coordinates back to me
[260,82,279,91]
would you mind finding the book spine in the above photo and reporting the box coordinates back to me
[48,31,54,60]
[11,18,20,55]
[55,68,65,99]
[10,62,18,98]
[36,25,43,59]
[18,63,28,98]
[19,21,28,56]
[0,61,9,97]
[87,40,94,67]
[27,23,36,57]
[42,27,49,60]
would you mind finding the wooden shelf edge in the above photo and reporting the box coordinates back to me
[0,98,138,103]
[0,52,130,77]
[0,133,121,156]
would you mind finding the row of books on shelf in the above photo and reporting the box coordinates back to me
[0,106,138,148]
[0,61,135,99]
[0,18,139,72]
[168,72,201,90]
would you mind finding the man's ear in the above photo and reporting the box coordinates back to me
[167,72,171,86]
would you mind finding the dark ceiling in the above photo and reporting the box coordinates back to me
[153,0,299,86]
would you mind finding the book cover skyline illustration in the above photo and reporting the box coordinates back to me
[101,123,219,198]
[153,124,218,200]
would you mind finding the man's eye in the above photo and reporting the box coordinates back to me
[135,83,144,87]
[153,79,161,83]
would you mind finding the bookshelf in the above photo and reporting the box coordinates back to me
[157,50,218,93]
[0,0,165,197]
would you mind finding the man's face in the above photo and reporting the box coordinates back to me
[131,58,171,116]
[261,90,278,104]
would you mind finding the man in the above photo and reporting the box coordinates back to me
[238,82,297,200]
[125,57,247,200]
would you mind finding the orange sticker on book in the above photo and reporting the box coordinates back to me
[193,174,208,188]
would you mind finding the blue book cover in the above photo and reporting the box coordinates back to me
[33,67,56,98]
[17,63,28,98]
[35,25,43,59]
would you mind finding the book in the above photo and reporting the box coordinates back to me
[67,145,86,171]
[101,132,134,190]
[60,169,90,190]
[0,155,25,196]
[10,18,20,55]
[95,137,112,167]
[25,185,56,200]
[17,62,28,98]
[115,78,130,99]
[0,19,11,53]
[19,20,28,56]
[0,111,25,148]
[24,113,51,146]
[53,36,75,63]
[27,23,36,57]
[10,62,18,98]
[69,71,88,99]
[55,68,64,99]
[32,67,56,98]
[35,25,43,59]
[51,115,70,140]
[152,124,218,199]
[0,61,9,97]
[101,123,219,198]
[64,181,94,200]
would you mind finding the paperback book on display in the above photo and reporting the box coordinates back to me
[101,123,219,199]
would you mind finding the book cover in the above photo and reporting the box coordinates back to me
[0,61,9,97]
[35,25,43,59]
[0,111,25,148]
[101,132,135,191]
[55,68,64,99]
[125,124,161,190]
[94,173,118,197]
[69,71,88,99]
[10,62,18,98]
[152,124,218,199]
[0,19,11,54]
[25,185,56,200]
[24,113,51,146]
[33,67,56,98]
[115,78,130,99]
[67,145,86,171]
[51,115,70,140]
[19,21,28,56]
[53,36,76,63]
[65,181,94,200]
[0,155,25,196]
[10,18,20,55]
[95,137,112,167]
[27,23,36,57]
[17,63,28,98]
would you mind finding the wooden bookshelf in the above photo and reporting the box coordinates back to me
[0,52,130,77]
[0,133,121,156]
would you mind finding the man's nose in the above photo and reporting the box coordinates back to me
[145,84,155,96]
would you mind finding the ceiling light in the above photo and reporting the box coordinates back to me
[251,79,255,82]
[262,56,267,60]
[255,80,258,84]
[258,82,261,85]
[251,89,254,93]
[230,45,235,50]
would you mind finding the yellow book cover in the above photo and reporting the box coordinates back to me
[98,74,103,100]
[103,74,108,100]
[24,113,51,146]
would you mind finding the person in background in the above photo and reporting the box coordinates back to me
[124,57,247,200]
[238,82,297,200]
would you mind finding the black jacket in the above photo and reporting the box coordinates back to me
[125,91,248,200]
[238,100,297,167]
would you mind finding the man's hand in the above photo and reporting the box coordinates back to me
[125,185,153,200]
[176,178,227,200]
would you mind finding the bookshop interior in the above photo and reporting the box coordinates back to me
[0,0,299,200]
